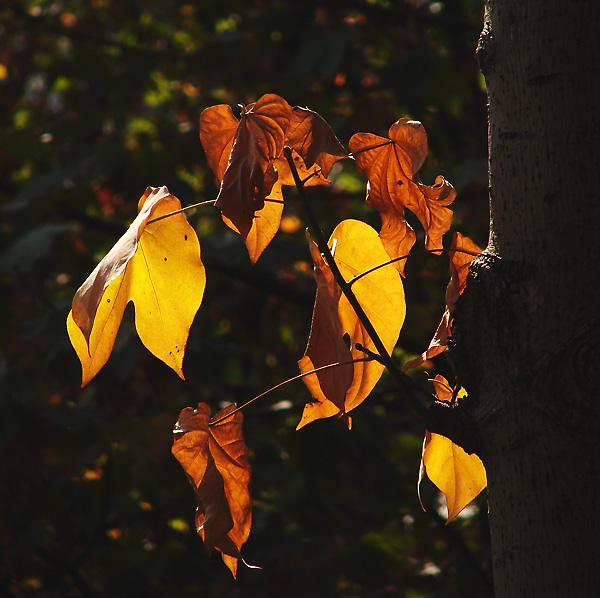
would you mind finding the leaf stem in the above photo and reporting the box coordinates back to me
[146,199,217,225]
[348,247,481,286]
[283,146,434,419]
[208,357,373,425]
[348,139,394,158]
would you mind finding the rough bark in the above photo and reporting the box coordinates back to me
[448,1,600,596]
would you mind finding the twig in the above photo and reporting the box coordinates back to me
[209,357,373,425]
[283,146,435,420]
[146,199,216,225]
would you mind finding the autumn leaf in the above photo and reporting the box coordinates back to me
[418,375,487,522]
[404,232,482,370]
[286,106,349,177]
[349,118,456,273]
[221,191,285,265]
[172,402,255,578]
[199,103,239,181]
[297,220,405,429]
[200,98,341,263]
[297,231,354,419]
[67,186,205,386]
[200,93,292,241]
[221,150,330,264]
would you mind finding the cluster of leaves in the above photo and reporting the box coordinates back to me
[1,1,491,594]
[67,93,486,576]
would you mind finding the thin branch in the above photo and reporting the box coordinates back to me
[283,146,435,420]
[348,247,482,286]
[354,342,385,366]
[209,357,373,425]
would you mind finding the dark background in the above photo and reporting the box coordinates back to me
[0,1,491,596]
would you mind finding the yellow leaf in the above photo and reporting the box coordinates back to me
[298,219,405,428]
[419,376,487,522]
[67,186,205,386]
[221,185,284,265]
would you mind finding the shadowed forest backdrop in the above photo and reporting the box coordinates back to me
[0,1,491,596]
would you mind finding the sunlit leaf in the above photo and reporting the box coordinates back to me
[200,98,342,263]
[67,186,205,386]
[287,106,349,177]
[404,232,482,370]
[297,231,354,419]
[349,118,456,273]
[418,376,487,522]
[297,220,405,428]
[218,149,330,264]
[199,103,239,181]
[202,94,292,240]
[172,403,255,578]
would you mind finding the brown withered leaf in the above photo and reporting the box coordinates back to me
[297,231,354,416]
[200,98,346,263]
[404,232,482,371]
[200,93,292,240]
[172,403,255,578]
[297,220,405,429]
[286,106,349,177]
[418,376,487,522]
[349,118,456,274]
[220,149,328,263]
[199,104,239,180]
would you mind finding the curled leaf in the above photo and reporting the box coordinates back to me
[297,220,405,428]
[67,186,205,385]
[200,97,344,263]
[172,403,255,578]
[298,231,354,418]
[349,118,456,273]
[404,232,482,370]
[287,106,349,177]
[203,94,292,240]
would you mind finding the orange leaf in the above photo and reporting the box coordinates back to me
[297,232,354,417]
[349,118,456,273]
[203,94,292,240]
[287,106,349,177]
[418,376,486,522]
[446,231,483,308]
[297,220,405,428]
[199,104,239,181]
[200,94,297,262]
[404,232,482,370]
[172,403,256,578]
[67,186,205,386]
[219,149,330,265]
[200,98,344,263]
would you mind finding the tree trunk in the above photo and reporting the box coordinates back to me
[450,1,600,596]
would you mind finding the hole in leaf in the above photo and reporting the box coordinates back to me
[342,332,352,350]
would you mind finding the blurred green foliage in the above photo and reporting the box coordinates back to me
[1,0,491,596]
